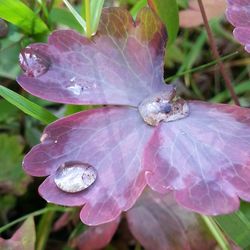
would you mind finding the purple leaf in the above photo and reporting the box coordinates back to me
[145,101,250,215]
[74,190,216,250]
[17,7,167,106]
[226,0,250,52]
[17,6,250,226]
[73,217,120,250]
[0,217,35,250]
[25,107,153,225]
[126,190,216,250]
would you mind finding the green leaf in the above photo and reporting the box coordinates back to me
[0,99,18,122]
[0,40,21,79]
[148,0,179,46]
[130,0,147,19]
[62,0,86,33]
[0,0,48,34]
[0,86,57,124]
[49,7,83,32]
[201,216,231,250]
[81,0,104,36]
[0,26,23,79]
[215,202,250,249]
[90,0,104,34]
[0,134,30,195]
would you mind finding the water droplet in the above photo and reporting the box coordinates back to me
[139,88,189,126]
[19,47,50,77]
[66,78,97,96]
[70,76,76,83]
[67,84,83,96]
[54,161,97,193]
[40,133,48,143]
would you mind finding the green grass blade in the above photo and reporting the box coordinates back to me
[0,86,57,124]
[165,51,238,82]
[201,216,231,250]
[62,0,86,34]
[215,202,250,249]
[90,0,104,35]
[0,205,72,234]
[130,0,147,19]
[0,0,48,34]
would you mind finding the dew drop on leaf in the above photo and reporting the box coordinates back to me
[66,83,84,96]
[139,89,189,126]
[54,161,97,193]
[66,78,97,96]
[40,133,48,143]
[19,47,50,77]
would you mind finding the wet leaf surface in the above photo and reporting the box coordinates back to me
[145,102,250,215]
[17,8,167,106]
[25,107,153,225]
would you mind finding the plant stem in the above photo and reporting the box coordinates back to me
[85,0,91,37]
[0,206,72,234]
[197,0,240,106]
[201,215,231,250]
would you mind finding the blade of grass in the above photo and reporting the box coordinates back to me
[130,0,147,19]
[166,31,206,86]
[201,215,231,250]
[165,51,239,82]
[62,0,86,34]
[84,0,91,37]
[0,86,57,124]
[0,206,72,234]
[37,0,49,21]
[36,204,56,250]
[90,0,104,35]
[215,202,250,249]
[81,0,104,36]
